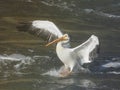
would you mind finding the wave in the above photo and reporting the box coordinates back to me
[40,0,120,27]
[0,53,120,78]
[0,53,51,77]
[84,9,120,18]
[102,61,120,68]
[41,0,75,11]
[0,54,31,61]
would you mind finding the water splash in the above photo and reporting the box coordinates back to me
[0,53,52,78]
[42,68,60,77]
[0,53,120,78]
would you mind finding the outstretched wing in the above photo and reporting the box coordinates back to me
[73,35,99,65]
[17,20,63,42]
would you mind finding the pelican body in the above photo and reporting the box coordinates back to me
[17,20,99,77]
[56,35,99,72]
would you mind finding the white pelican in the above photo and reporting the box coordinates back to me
[17,20,99,77]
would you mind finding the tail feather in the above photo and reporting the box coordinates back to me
[16,22,32,32]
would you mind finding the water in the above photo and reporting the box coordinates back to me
[0,0,120,90]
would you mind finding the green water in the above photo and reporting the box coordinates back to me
[0,0,120,90]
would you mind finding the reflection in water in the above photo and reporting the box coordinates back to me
[78,79,96,88]
[8,74,97,90]
[0,53,119,90]
[0,0,120,90]
[55,78,96,88]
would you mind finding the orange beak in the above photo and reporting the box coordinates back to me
[45,34,68,47]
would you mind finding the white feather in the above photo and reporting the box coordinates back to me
[56,35,99,72]
[32,20,63,38]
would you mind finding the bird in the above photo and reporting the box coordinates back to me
[17,20,99,77]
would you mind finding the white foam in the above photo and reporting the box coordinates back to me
[107,71,120,75]
[0,54,29,61]
[102,62,120,68]
[42,68,60,77]
[42,66,70,77]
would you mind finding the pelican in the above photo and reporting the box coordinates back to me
[17,20,99,77]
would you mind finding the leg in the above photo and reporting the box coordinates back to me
[59,66,72,77]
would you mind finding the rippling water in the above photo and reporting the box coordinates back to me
[0,0,120,90]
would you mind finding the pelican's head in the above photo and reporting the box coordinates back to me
[45,34,69,47]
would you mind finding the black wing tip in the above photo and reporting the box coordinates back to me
[16,22,32,32]
[97,44,100,54]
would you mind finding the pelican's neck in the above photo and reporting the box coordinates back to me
[56,41,65,50]
[56,40,70,50]
[56,41,68,56]
[56,41,71,58]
